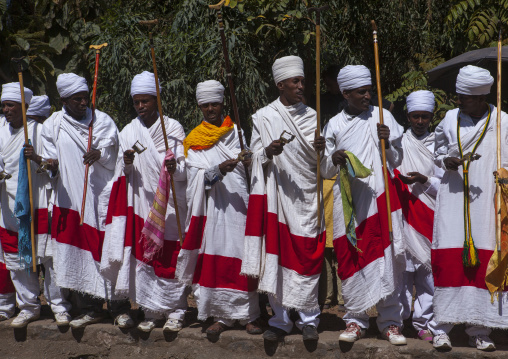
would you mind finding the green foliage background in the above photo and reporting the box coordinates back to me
[1,0,507,136]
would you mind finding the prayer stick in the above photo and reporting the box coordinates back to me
[13,58,37,272]
[496,23,503,251]
[308,5,329,229]
[371,20,393,242]
[80,43,108,226]
[209,0,251,193]
[141,20,184,246]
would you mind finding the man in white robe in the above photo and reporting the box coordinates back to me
[241,56,326,342]
[321,65,406,345]
[394,90,447,345]
[176,80,261,340]
[101,71,189,333]
[41,73,130,329]
[432,65,508,352]
[0,83,71,328]
[27,95,51,124]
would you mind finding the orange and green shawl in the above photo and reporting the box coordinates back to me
[183,116,234,157]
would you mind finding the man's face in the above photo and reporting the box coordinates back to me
[1,100,23,128]
[408,111,432,136]
[343,85,372,115]
[62,91,89,119]
[278,76,305,105]
[133,94,158,122]
[199,102,224,125]
[457,94,486,116]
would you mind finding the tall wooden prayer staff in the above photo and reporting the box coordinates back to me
[371,21,394,241]
[309,5,329,228]
[139,19,184,246]
[495,23,503,252]
[13,59,37,272]
[80,43,108,226]
[209,0,251,193]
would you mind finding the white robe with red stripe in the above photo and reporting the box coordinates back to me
[0,120,51,270]
[396,130,443,270]
[321,106,405,313]
[175,123,258,321]
[241,99,325,312]
[41,107,119,299]
[433,105,508,327]
[101,116,188,315]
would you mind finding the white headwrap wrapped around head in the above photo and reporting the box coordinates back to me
[406,90,435,114]
[1,82,33,105]
[130,71,158,97]
[196,80,225,105]
[456,65,494,95]
[337,65,372,93]
[56,73,89,98]
[272,55,304,85]
[26,95,51,117]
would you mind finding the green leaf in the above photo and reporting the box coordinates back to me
[49,33,70,55]
[15,37,30,51]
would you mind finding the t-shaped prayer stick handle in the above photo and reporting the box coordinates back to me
[308,5,330,24]
[89,43,108,52]
[139,19,158,27]
[209,0,226,10]
[371,20,378,32]
[11,57,26,72]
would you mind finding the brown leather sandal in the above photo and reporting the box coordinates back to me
[206,321,228,338]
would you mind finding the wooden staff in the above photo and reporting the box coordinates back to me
[139,19,183,246]
[80,43,108,225]
[209,0,251,193]
[496,22,503,251]
[13,58,36,272]
[371,20,393,241]
[308,5,329,228]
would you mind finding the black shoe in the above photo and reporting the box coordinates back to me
[263,326,287,341]
[302,325,319,341]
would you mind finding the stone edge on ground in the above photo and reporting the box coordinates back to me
[0,319,507,359]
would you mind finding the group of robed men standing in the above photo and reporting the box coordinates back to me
[0,54,507,353]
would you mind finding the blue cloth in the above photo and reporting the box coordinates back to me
[14,142,32,270]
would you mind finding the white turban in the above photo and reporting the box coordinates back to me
[26,95,51,118]
[56,73,89,98]
[130,71,158,97]
[272,55,304,85]
[196,80,225,105]
[406,90,435,114]
[456,65,494,96]
[1,82,33,105]
[337,65,372,93]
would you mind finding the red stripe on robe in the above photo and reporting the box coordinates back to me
[0,262,14,294]
[193,253,258,292]
[0,208,49,254]
[335,170,402,280]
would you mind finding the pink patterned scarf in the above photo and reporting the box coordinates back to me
[140,149,175,262]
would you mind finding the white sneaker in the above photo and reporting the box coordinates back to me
[115,313,135,329]
[0,314,9,322]
[138,318,164,333]
[163,318,183,332]
[69,312,105,329]
[469,334,496,351]
[381,325,407,345]
[339,322,366,342]
[54,312,72,326]
[433,333,452,350]
[11,311,40,328]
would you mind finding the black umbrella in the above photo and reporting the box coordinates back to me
[427,46,508,103]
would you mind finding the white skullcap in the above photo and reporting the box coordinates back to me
[26,95,51,118]
[456,65,494,95]
[406,90,435,114]
[56,73,89,98]
[1,82,33,105]
[130,71,159,97]
[196,80,225,105]
[337,65,372,93]
[272,55,304,85]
